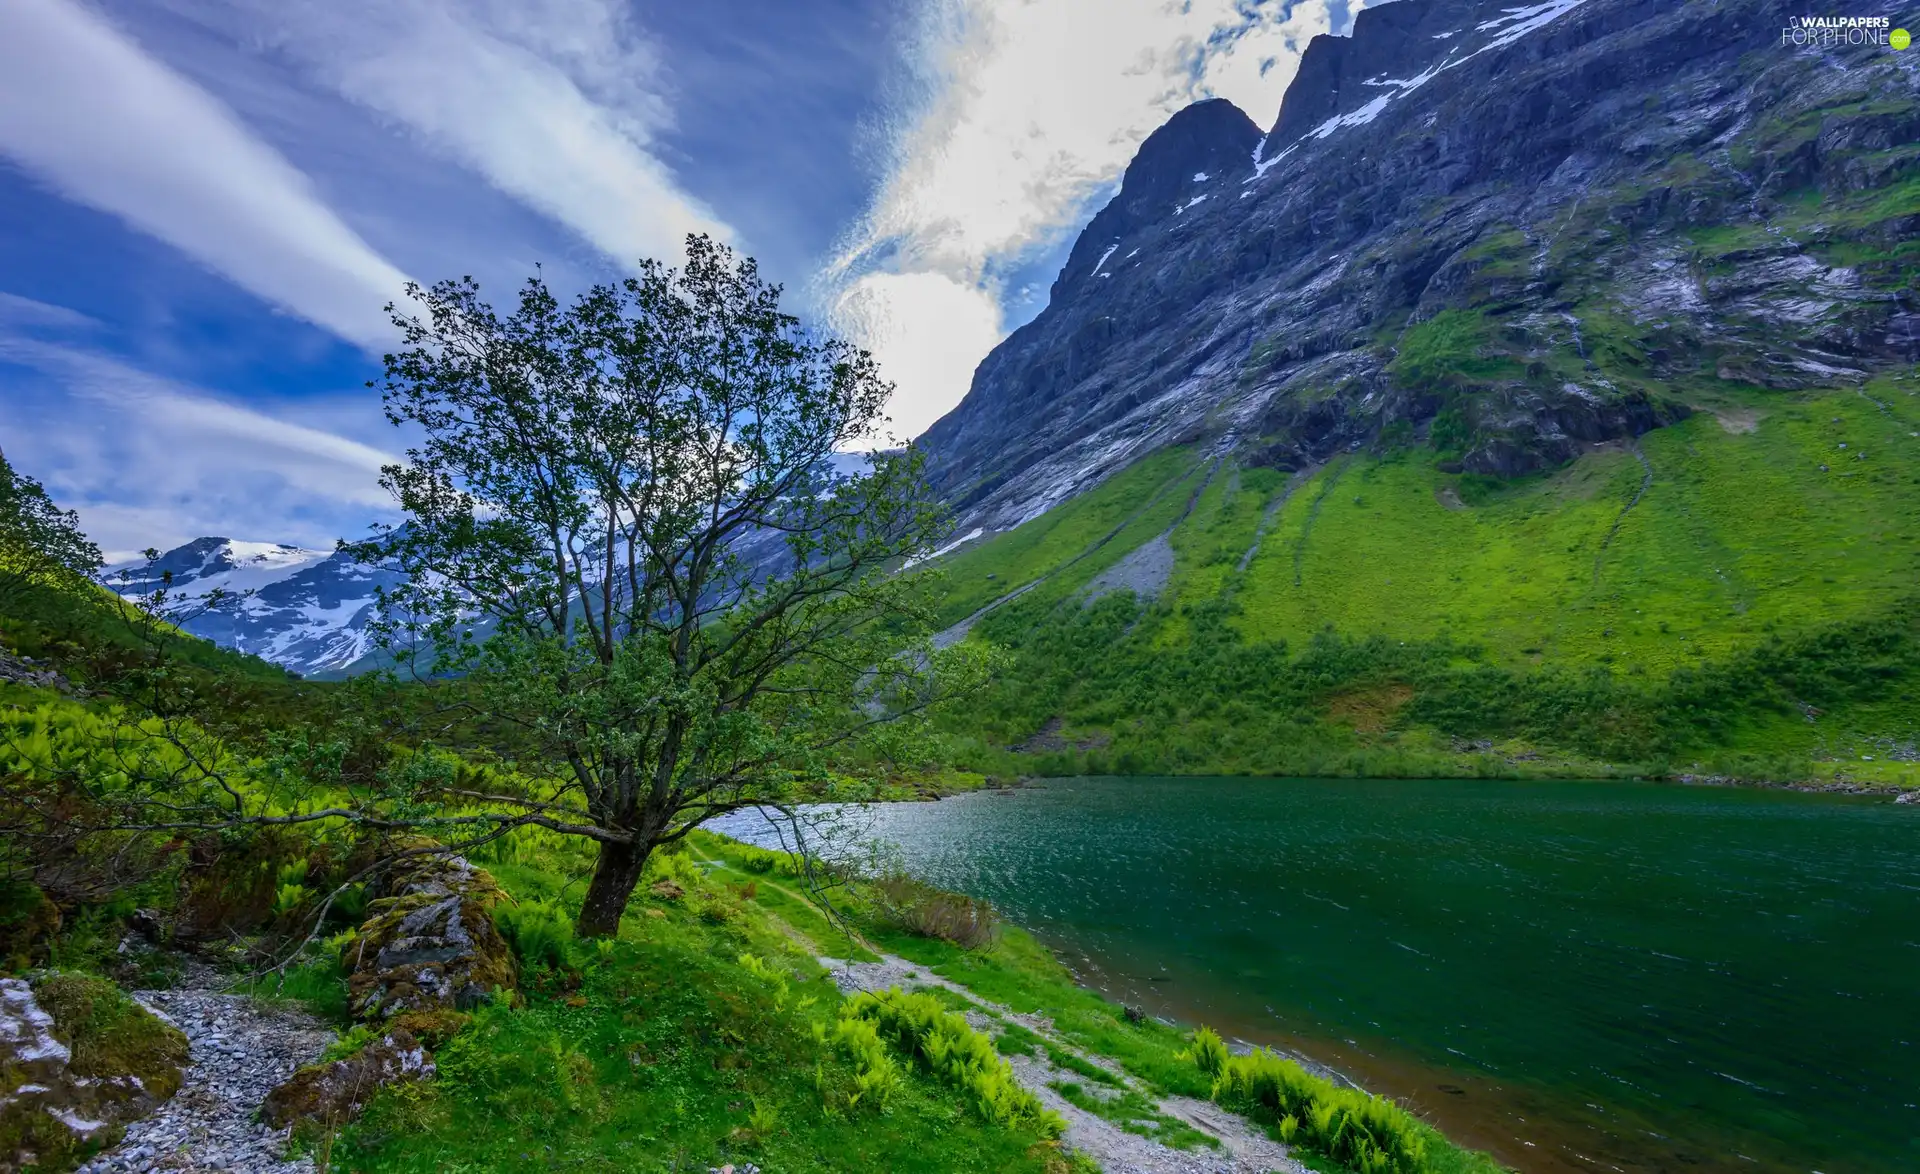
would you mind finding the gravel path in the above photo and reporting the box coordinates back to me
[76,969,334,1174]
[820,954,1302,1174]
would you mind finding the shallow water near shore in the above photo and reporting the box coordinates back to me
[726,777,1920,1173]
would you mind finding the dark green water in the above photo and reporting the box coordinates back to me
[830,778,1919,1174]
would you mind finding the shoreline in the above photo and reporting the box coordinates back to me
[816,776,1912,1174]
[899,768,1918,802]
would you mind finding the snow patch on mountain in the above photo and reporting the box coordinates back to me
[106,537,401,678]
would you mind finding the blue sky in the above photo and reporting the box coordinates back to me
[0,0,1363,557]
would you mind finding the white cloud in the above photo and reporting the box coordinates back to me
[207,0,731,268]
[835,271,1008,442]
[0,0,412,347]
[829,0,1341,439]
[0,335,397,558]
[0,292,101,333]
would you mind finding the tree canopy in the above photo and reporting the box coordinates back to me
[351,235,970,935]
[0,447,101,606]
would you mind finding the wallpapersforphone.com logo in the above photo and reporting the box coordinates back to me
[1780,14,1910,48]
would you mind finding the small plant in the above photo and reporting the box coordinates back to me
[736,952,794,1012]
[842,987,1062,1136]
[746,1095,780,1139]
[1186,1028,1431,1174]
[1178,1024,1230,1078]
[271,859,311,918]
[493,899,576,971]
[829,1014,904,1111]
[996,1022,1041,1057]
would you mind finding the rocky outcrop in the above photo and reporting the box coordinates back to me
[248,852,511,1139]
[259,1026,433,1134]
[921,0,1920,531]
[343,852,515,1020]
[0,974,187,1173]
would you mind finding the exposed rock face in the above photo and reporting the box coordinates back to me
[0,975,187,1173]
[921,0,1920,531]
[259,1027,433,1134]
[344,852,515,1021]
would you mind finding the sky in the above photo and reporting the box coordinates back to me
[0,0,1366,558]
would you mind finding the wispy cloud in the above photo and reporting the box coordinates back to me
[200,0,732,268]
[829,0,1344,439]
[0,327,397,558]
[0,0,413,348]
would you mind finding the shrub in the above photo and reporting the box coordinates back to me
[843,987,1062,1137]
[869,872,1000,950]
[731,843,803,877]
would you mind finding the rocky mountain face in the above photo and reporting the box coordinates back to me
[107,537,401,678]
[921,0,1920,531]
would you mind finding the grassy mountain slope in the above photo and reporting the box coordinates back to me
[921,380,1920,785]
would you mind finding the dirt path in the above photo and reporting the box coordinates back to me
[76,966,334,1174]
[820,954,1301,1174]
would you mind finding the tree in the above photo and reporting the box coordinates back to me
[350,235,968,936]
[0,446,101,607]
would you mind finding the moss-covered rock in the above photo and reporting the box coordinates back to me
[260,1025,433,1135]
[343,852,515,1020]
[0,973,187,1172]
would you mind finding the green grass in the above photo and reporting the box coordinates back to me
[1186,1028,1501,1174]
[1388,310,1525,389]
[1047,1080,1218,1150]
[923,447,1201,625]
[923,384,1920,783]
[331,843,1070,1174]
[692,837,1509,1173]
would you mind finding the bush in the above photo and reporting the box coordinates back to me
[732,843,803,877]
[843,987,1062,1136]
[869,872,999,950]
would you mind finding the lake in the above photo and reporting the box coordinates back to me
[726,777,1920,1173]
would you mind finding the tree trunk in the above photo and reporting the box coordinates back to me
[576,837,651,938]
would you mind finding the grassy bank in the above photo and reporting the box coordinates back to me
[229,827,1506,1173]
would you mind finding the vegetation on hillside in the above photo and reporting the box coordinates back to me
[921,381,1920,786]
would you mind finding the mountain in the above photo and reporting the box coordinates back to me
[106,538,401,678]
[922,0,1920,529]
[910,0,1920,778]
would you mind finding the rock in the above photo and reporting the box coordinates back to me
[344,851,516,1020]
[917,0,1920,535]
[1,974,188,1172]
[0,649,72,693]
[649,879,686,900]
[260,1027,433,1133]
